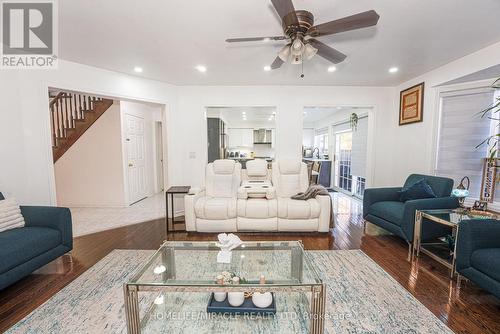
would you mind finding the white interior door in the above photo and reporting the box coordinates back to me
[125,114,147,204]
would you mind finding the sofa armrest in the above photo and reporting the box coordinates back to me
[237,187,249,200]
[184,189,205,231]
[401,197,459,241]
[20,206,73,249]
[363,187,402,218]
[316,195,332,232]
[456,219,500,271]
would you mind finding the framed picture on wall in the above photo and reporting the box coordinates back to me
[399,82,424,125]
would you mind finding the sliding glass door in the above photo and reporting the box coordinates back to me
[335,131,353,192]
[334,129,367,198]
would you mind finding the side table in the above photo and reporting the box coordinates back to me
[412,208,499,279]
[165,186,190,234]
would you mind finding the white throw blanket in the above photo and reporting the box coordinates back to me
[0,198,25,232]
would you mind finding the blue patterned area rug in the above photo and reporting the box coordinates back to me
[7,250,452,334]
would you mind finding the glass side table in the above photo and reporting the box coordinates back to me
[412,208,498,278]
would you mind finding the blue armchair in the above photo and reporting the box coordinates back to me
[456,219,500,299]
[363,174,459,244]
[0,192,73,290]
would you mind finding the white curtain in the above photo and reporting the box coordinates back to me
[435,88,495,198]
[351,117,368,178]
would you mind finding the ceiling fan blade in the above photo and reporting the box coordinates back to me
[271,56,285,69]
[225,36,287,43]
[308,39,346,64]
[271,0,299,25]
[307,10,380,37]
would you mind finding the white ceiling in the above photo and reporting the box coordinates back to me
[207,106,276,127]
[59,0,500,86]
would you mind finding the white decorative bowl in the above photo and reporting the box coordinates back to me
[227,292,245,307]
[213,292,227,302]
[252,292,273,308]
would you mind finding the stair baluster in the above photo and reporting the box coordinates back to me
[49,90,114,162]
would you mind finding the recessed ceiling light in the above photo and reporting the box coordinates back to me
[242,111,246,114]
[263,65,271,72]
[134,66,143,73]
[195,65,207,73]
[389,67,399,73]
[327,66,336,72]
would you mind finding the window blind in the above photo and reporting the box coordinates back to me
[351,117,368,178]
[333,122,350,133]
[436,88,495,198]
[315,127,329,136]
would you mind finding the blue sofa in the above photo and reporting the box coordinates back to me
[0,192,73,290]
[456,219,500,299]
[363,174,459,244]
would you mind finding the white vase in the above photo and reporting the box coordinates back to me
[227,292,245,307]
[214,292,227,302]
[252,292,273,308]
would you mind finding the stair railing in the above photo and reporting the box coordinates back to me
[49,92,103,148]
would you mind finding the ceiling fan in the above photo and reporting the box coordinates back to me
[226,0,380,70]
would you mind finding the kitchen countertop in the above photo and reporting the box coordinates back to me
[228,157,274,161]
[302,158,332,162]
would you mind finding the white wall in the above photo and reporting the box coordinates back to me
[2,40,500,208]
[0,60,177,205]
[172,86,394,190]
[379,40,500,187]
[53,99,164,208]
[54,102,126,207]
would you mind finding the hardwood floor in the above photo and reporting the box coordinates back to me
[0,194,499,333]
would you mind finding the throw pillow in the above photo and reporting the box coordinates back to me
[0,198,25,232]
[398,179,436,202]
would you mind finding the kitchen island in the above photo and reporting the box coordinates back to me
[302,158,332,188]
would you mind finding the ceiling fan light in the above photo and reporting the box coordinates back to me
[291,39,304,56]
[291,54,303,65]
[278,45,291,62]
[304,44,318,60]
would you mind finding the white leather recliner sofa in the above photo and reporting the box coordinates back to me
[185,159,332,232]
[185,159,241,232]
[272,159,331,232]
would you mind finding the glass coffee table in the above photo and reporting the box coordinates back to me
[412,208,498,278]
[123,241,325,334]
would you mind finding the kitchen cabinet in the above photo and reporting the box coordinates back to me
[227,128,253,148]
[241,129,254,147]
[227,128,238,148]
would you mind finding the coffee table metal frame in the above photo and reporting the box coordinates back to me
[123,240,326,334]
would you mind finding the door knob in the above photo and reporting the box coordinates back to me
[128,163,133,167]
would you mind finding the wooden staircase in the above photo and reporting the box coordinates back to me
[50,91,114,162]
